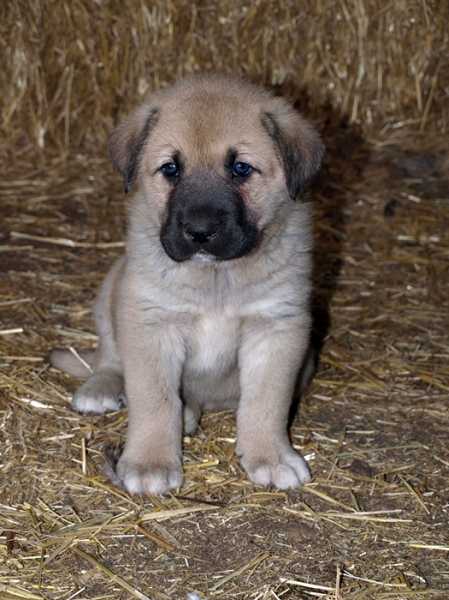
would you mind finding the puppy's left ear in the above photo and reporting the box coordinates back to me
[109,103,160,193]
[262,107,325,200]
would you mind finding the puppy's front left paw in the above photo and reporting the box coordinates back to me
[241,449,311,490]
[116,456,183,495]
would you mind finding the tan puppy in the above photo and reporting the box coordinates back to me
[50,75,324,495]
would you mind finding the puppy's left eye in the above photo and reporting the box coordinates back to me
[233,162,253,178]
[161,162,179,179]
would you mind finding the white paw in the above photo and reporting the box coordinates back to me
[117,456,183,495]
[72,373,126,414]
[242,449,311,489]
[183,405,199,436]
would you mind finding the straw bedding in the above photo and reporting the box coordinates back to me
[1,1,448,598]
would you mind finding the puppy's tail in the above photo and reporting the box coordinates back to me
[49,348,95,378]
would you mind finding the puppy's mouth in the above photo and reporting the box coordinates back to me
[191,249,218,263]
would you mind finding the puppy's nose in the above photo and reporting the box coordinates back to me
[184,220,219,244]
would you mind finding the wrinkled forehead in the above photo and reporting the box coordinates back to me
[149,88,272,166]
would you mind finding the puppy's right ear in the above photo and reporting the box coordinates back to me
[109,104,160,193]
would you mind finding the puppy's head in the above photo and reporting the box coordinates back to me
[109,75,324,263]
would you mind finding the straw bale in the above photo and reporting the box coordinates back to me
[1,0,449,598]
[1,0,448,159]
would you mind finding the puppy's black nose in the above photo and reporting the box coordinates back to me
[184,220,219,244]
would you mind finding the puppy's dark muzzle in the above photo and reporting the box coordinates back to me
[160,171,258,262]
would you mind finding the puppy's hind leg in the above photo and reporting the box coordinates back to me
[49,347,125,413]
[72,361,126,414]
[183,401,201,436]
[72,257,127,414]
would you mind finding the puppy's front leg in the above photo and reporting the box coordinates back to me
[237,319,311,489]
[116,321,185,495]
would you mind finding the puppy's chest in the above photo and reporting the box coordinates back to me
[186,315,240,375]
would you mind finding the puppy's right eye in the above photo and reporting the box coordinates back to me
[161,162,179,179]
[233,161,253,179]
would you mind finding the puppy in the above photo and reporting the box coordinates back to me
[50,74,324,495]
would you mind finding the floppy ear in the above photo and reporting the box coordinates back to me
[262,108,324,200]
[109,104,160,193]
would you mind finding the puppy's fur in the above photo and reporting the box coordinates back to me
[50,75,324,495]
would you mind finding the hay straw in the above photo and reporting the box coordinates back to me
[337,443,423,457]
[341,571,408,588]
[72,547,151,600]
[141,505,220,521]
[407,543,449,552]
[68,346,93,375]
[398,475,431,515]
[0,586,44,600]
[134,524,177,551]
[1,1,448,598]
[211,551,270,590]
[280,579,334,591]
[284,508,413,523]
[0,328,24,335]
[10,232,125,249]
[1,0,448,159]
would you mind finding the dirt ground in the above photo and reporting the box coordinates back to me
[1,120,449,599]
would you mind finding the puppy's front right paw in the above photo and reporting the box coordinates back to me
[116,456,183,495]
[72,372,126,414]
